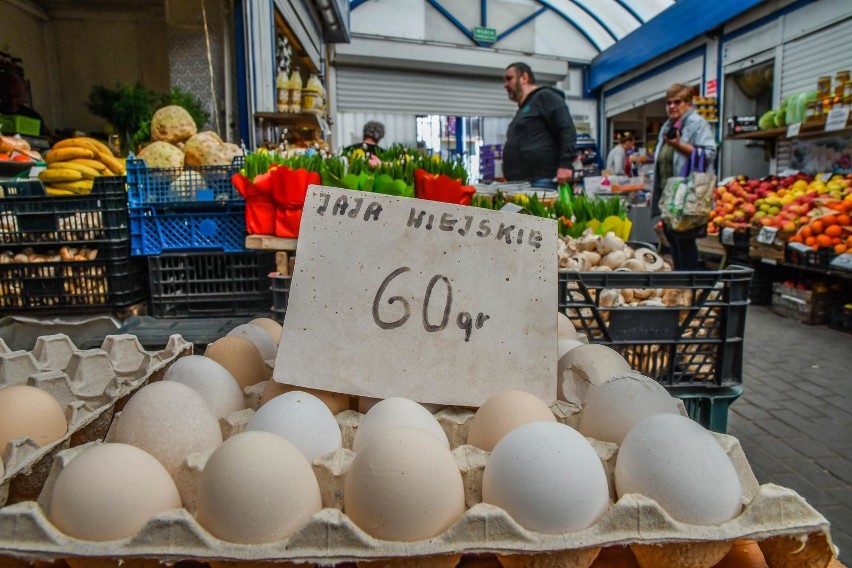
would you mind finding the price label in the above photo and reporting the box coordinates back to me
[721,227,735,246]
[786,122,802,138]
[274,186,557,407]
[829,253,852,272]
[825,107,850,132]
[756,226,779,245]
[788,242,812,253]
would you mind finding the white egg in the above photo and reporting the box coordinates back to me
[196,431,322,543]
[247,391,341,461]
[163,355,245,419]
[358,396,442,414]
[227,324,278,361]
[578,373,680,445]
[615,413,743,525]
[559,344,631,404]
[353,397,449,452]
[557,312,577,340]
[249,317,283,345]
[49,443,181,541]
[111,381,222,477]
[482,421,610,533]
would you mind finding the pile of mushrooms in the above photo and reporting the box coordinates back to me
[557,229,669,273]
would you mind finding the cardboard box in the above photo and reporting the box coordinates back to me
[771,282,830,325]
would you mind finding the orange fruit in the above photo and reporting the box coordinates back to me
[835,244,847,255]
[837,214,851,226]
[800,226,812,239]
[816,234,832,248]
[811,220,824,234]
[805,236,817,247]
[821,215,838,226]
[825,225,842,238]
[789,234,803,243]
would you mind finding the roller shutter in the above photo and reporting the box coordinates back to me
[335,67,517,117]
[780,17,852,98]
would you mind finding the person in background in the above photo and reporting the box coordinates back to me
[651,83,716,271]
[605,131,634,176]
[502,62,576,190]
[0,67,49,136]
[344,120,385,157]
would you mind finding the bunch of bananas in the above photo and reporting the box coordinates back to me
[39,137,125,196]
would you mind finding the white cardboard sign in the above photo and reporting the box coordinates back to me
[274,186,558,407]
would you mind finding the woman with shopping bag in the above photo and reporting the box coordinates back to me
[651,84,717,270]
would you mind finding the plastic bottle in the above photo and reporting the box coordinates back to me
[301,73,324,115]
[288,69,303,114]
[276,69,288,113]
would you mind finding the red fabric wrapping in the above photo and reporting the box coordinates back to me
[269,166,321,238]
[414,169,476,205]
[232,173,274,235]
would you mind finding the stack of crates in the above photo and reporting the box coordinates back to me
[126,157,273,318]
[0,177,146,311]
[558,266,753,433]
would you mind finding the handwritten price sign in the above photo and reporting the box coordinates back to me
[274,186,558,407]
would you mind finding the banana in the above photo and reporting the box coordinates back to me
[53,137,112,156]
[46,187,77,196]
[69,158,109,172]
[45,147,95,164]
[97,151,125,175]
[51,180,95,194]
[39,169,83,183]
[48,161,101,179]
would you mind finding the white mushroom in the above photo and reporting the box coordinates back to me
[632,288,656,300]
[621,258,647,272]
[634,248,664,271]
[558,344,632,404]
[595,232,626,256]
[600,250,627,270]
[581,250,602,266]
[591,265,613,272]
[598,289,623,308]
[621,288,634,303]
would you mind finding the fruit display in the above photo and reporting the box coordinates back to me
[787,200,852,254]
[708,173,852,234]
[39,137,124,195]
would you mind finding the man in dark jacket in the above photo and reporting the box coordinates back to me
[502,62,576,189]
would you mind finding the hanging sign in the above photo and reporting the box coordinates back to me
[274,186,558,407]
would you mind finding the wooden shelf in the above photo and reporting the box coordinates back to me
[245,234,298,251]
[725,116,852,141]
[255,112,326,130]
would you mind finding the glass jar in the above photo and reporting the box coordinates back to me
[835,70,851,97]
[816,76,833,100]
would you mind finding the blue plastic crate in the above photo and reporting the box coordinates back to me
[130,206,247,255]
[126,157,245,208]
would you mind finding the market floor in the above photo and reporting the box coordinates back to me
[728,305,852,560]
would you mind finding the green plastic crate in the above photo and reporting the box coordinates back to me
[0,114,41,136]
[670,385,743,433]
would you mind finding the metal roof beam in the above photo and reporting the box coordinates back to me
[589,0,763,90]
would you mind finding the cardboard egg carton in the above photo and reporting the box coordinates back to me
[0,399,836,567]
[0,333,193,507]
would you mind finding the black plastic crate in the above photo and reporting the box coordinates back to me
[0,177,129,247]
[785,243,836,270]
[827,303,852,333]
[719,228,751,262]
[558,266,753,388]
[0,242,146,311]
[148,251,274,318]
[270,273,292,324]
